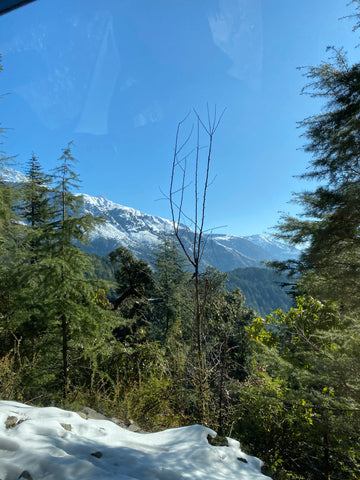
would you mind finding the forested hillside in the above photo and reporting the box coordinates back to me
[88,253,293,317]
[225,267,293,316]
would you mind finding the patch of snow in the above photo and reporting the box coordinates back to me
[0,401,272,480]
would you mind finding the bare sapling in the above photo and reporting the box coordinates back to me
[169,105,225,424]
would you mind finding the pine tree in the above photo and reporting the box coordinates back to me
[272,48,360,311]
[256,33,360,478]
[41,143,107,400]
[0,56,24,358]
[20,154,54,260]
[151,235,191,339]
[10,154,54,361]
[21,154,52,226]
[109,246,154,341]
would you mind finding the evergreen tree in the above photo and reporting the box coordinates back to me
[151,235,191,339]
[40,143,107,400]
[272,48,360,311]
[109,246,154,341]
[252,29,360,478]
[0,56,23,359]
[10,154,54,361]
[21,154,52,227]
[223,5,360,474]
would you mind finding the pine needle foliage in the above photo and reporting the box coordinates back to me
[31,143,109,401]
[272,48,360,311]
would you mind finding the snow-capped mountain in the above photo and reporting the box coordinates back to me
[80,193,299,272]
[2,168,300,271]
[1,168,28,184]
[81,193,176,260]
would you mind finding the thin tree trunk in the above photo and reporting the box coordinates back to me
[194,262,207,424]
[169,107,224,425]
[61,170,68,401]
[61,313,68,400]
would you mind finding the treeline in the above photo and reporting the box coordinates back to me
[90,258,294,317]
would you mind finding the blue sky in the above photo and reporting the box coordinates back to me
[0,0,358,236]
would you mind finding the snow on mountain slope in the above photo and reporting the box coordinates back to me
[80,193,175,260]
[80,193,299,271]
[1,168,300,271]
[82,193,174,239]
[80,193,267,270]
[212,235,277,263]
[244,234,300,261]
[1,168,28,184]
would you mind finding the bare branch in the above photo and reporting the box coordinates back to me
[169,106,225,424]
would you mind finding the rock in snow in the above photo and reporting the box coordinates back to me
[0,401,272,480]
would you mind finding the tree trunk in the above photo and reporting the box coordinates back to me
[61,313,68,400]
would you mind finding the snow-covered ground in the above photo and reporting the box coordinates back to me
[0,401,271,480]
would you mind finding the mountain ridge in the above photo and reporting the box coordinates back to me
[2,167,300,271]
[80,189,299,272]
